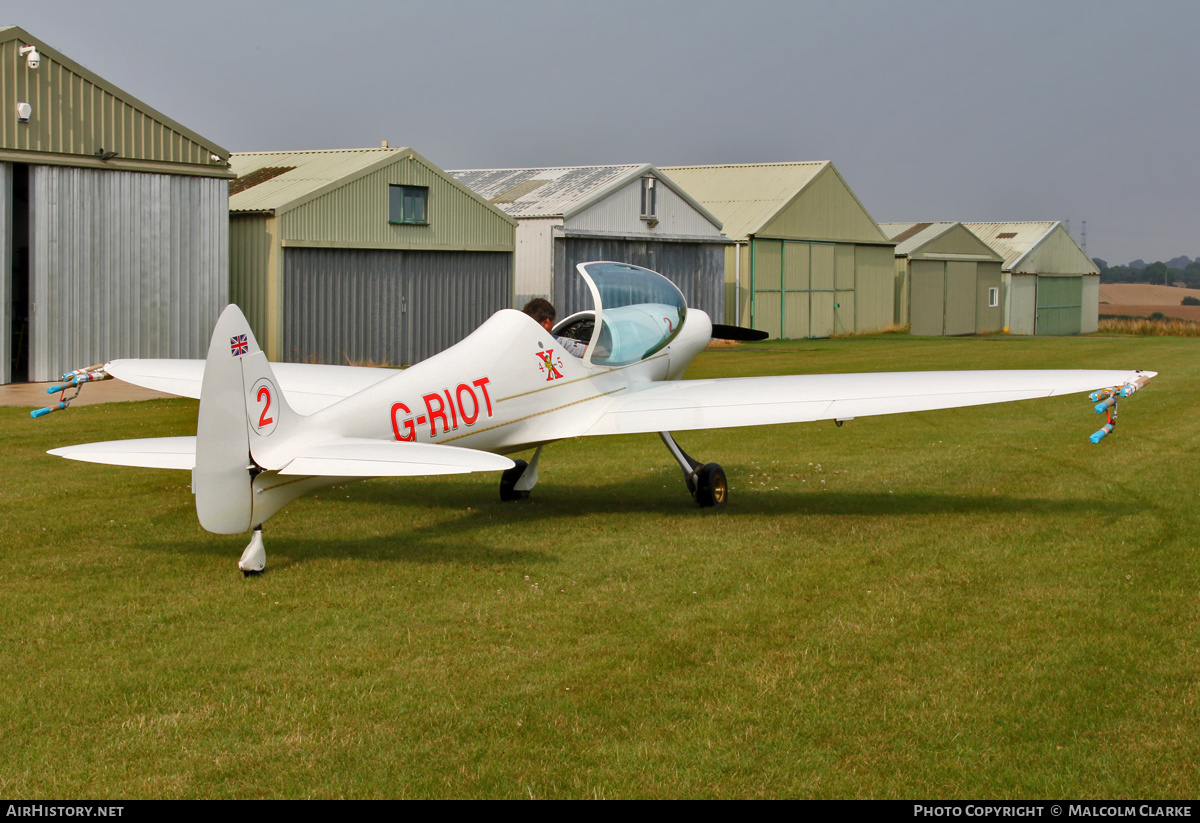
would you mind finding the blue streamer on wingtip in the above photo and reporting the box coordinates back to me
[31,401,66,419]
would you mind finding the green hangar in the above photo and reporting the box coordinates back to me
[659,162,896,337]
[228,147,516,366]
[881,222,1005,336]
[965,222,1099,335]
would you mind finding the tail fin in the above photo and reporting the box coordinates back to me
[194,305,299,534]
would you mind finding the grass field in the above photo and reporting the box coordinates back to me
[1,333,1196,798]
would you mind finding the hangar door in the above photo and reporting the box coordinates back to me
[909,260,983,336]
[1034,276,1082,336]
[909,260,945,336]
[554,237,725,320]
[283,248,511,366]
[751,239,855,338]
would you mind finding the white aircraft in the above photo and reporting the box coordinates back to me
[45,262,1154,575]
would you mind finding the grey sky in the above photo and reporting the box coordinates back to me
[14,0,1197,265]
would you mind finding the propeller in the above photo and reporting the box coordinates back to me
[710,323,769,342]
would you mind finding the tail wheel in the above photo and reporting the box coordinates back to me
[500,459,530,502]
[695,463,727,507]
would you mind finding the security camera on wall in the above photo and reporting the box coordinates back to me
[20,46,41,69]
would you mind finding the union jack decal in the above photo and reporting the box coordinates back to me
[230,334,248,357]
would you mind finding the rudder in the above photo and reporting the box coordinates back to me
[194,305,298,534]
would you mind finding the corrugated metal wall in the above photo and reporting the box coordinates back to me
[1008,275,1037,335]
[513,218,560,308]
[282,248,511,366]
[724,243,751,326]
[1,162,10,384]
[1081,276,1099,334]
[278,154,514,250]
[229,214,274,342]
[894,257,910,327]
[854,244,894,332]
[29,165,228,381]
[1015,228,1100,276]
[552,238,725,320]
[757,166,890,244]
[566,177,725,240]
[976,263,1003,333]
[0,37,224,169]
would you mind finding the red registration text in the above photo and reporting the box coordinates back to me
[391,377,493,441]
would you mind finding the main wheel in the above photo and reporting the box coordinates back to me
[499,459,530,501]
[695,463,728,507]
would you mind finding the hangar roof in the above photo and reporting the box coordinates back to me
[229,147,412,213]
[660,162,889,244]
[965,222,1097,274]
[450,164,721,227]
[881,222,1003,261]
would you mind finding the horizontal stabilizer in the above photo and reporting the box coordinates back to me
[48,437,197,470]
[48,436,515,478]
[279,438,514,477]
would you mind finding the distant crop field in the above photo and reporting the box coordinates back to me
[2,334,1196,799]
[1099,283,1200,321]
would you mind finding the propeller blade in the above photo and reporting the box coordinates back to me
[711,323,769,342]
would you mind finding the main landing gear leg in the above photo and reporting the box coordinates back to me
[658,431,727,508]
[500,445,543,502]
[239,527,266,577]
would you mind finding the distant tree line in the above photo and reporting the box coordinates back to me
[1094,255,1200,288]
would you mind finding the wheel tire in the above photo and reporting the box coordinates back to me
[499,459,530,502]
[695,463,728,507]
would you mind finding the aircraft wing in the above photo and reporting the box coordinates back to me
[583,369,1156,436]
[48,436,513,477]
[105,359,396,415]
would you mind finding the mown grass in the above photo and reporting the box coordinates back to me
[1,334,1196,798]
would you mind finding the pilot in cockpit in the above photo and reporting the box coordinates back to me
[522,298,588,358]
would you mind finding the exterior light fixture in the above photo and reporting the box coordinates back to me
[17,102,32,123]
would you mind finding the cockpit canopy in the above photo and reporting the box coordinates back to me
[552,262,687,368]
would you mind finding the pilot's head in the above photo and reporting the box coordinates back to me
[522,298,556,332]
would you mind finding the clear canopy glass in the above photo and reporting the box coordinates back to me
[576,262,687,367]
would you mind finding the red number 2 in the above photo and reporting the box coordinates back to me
[257,386,274,427]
